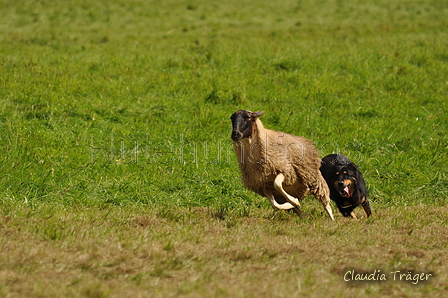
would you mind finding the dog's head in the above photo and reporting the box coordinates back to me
[331,163,359,199]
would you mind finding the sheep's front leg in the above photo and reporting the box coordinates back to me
[274,173,301,207]
[263,186,296,210]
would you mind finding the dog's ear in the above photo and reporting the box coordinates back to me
[350,163,363,182]
[349,163,359,178]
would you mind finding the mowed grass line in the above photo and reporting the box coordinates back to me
[0,0,447,297]
[1,202,447,298]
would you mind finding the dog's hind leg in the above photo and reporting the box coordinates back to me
[350,211,358,219]
[361,197,372,217]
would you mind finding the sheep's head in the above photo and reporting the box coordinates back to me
[230,110,264,141]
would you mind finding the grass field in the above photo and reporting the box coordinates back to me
[0,0,447,297]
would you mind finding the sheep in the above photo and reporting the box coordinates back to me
[230,110,334,220]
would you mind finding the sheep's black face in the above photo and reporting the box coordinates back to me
[230,110,264,142]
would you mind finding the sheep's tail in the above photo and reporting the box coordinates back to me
[314,174,335,221]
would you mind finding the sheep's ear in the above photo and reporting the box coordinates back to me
[251,111,264,118]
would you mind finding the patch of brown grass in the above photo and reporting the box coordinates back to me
[0,203,447,297]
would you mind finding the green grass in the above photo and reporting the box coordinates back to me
[0,0,447,297]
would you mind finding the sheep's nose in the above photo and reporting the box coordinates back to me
[231,131,243,141]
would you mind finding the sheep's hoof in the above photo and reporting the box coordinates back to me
[291,207,304,218]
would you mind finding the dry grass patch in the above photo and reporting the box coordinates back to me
[1,203,447,297]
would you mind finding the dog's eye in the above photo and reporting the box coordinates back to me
[335,172,339,175]
[343,171,348,174]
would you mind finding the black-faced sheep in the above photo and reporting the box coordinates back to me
[230,110,334,220]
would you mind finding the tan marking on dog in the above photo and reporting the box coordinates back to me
[347,180,355,196]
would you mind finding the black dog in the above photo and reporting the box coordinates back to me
[320,153,372,219]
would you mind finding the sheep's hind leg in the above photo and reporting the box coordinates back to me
[315,176,335,221]
[263,186,295,210]
[324,202,335,220]
[274,173,301,208]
